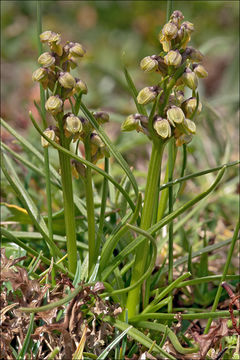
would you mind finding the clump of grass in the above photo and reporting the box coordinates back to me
[1,1,239,359]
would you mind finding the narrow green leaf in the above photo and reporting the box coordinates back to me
[123,67,148,116]
[104,317,175,360]
[17,313,35,360]
[1,153,63,260]
[80,102,139,197]
[135,321,199,354]
[97,326,132,360]
[0,118,59,180]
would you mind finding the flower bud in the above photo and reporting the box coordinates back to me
[38,52,55,68]
[153,117,171,139]
[47,32,62,56]
[162,22,178,40]
[75,79,88,94]
[184,47,203,62]
[164,50,182,67]
[40,31,53,43]
[137,86,158,105]
[121,114,141,132]
[140,56,158,72]
[41,128,56,148]
[175,133,192,147]
[32,67,48,88]
[182,21,194,34]
[59,72,76,89]
[182,69,198,90]
[170,10,184,26]
[45,95,63,116]
[69,42,86,57]
[182,97,202,118]
[93,111,109,124]
[183,118,196,134]
[64,114,83,137]
[167,106,185,126]
[193,64,208,78]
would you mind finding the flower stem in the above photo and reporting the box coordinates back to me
[126,139,165,318]
[84,135,96,275]
[37,1,55,284]
[57,115,77,274]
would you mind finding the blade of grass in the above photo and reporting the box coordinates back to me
[0,118,60,181]
[135,321,199,355]
[204,219,240,333]
[104,317,175,360]
[17,313,35,360]
[130,310,239,323]
[1,142,60,189]
[1,227,73,278]
[1,153,63,260]
[159,161,239,192]
[96,326,132,360]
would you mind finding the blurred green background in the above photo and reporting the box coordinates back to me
[1,0,239,168]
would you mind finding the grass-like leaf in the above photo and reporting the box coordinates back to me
[80,102,139,197]
[1,153,63,260]
[96,326,132,360]
[17,313,34,360]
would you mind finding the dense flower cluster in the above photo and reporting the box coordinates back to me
[122,10,208,146]
[33,31,109,169]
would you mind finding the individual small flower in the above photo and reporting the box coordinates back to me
[159,32,171,52]
[170,10,184,26]
[75,79,88,94]
[182,68,198,90]
[40,30,53,43]
[182,21,194,34]
[137,86,158,105]
[45,95,63,116]
[32,67,48,88]
[64,114,83,137]
[140,55,159,72]
[183,47,203,62]
[59,72,76,89]
[162,22,178,40]
[153,117,171,139]
[41,128,56,148]
[182,97,202,118]
[90,133,110,163]
[183,118,196,134]
[48,32,62,56]
[175,133,193,147]
[69,42,86,57]
[164,50,182,67]
[38,52,55,68]
[167,106,185,126]
[93,111,109,124]
[122,114,149,135]
[193,64,208,78]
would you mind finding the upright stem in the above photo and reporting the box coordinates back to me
[37,2,55,284]
[84,136,96,275]
[57,116,77,274]
[167,138,175,313]
[126,139,165,318]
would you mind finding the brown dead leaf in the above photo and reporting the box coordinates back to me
[191,319,229,359]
